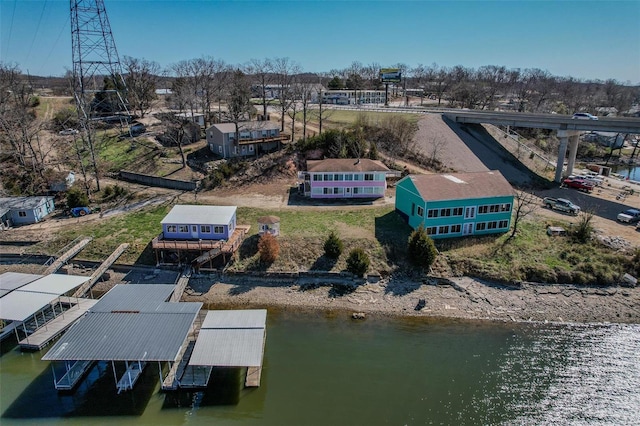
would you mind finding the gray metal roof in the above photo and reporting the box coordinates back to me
[161,205,236,226]
[0,291,65,321]
[210,121,279,133]
[90,284,176,312]
[189,329,265,367]
[0,272,43,292]
[189,309,267,367]
[43,308,201,361]
[19,274,88,295]
[201,309,267,329]
[0,196,53,210]
[0,274,90,321]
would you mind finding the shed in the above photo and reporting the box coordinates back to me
[258,215,280,236]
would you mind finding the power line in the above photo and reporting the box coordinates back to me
[36,15,70,76]
[24,0,48,64]
[3,0,17,58]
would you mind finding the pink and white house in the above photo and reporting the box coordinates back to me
[298,158,390,199]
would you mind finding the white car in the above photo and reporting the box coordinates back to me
[572,113,598,120]
[617,209,640,224]
[59,128,79,135]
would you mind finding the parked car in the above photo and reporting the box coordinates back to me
[616,208,640,224]
[562,177,595,192]
[59,128,79,135]
[543,197,581,215]
[572,113,598,120]
[582,175,604,186]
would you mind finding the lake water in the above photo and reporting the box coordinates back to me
[612,164,639,181]
[1,310,639,425]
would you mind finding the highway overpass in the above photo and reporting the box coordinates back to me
[444,111,640,182]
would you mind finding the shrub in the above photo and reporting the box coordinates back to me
[66,187,89,208]
[572,212,593,243]
[258,233,279,264]
[323,231,343,259]
[407,225,438,271]
[346,248,370,277]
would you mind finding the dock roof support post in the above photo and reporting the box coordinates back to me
[112,361,118,386]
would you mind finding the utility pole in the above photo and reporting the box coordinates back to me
[70,0,129,192]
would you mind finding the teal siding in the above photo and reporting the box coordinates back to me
[395,177,513,240]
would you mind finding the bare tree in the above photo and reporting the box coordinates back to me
[507,190,539,240]
[427,136,447,168]
[272,57,301,132]
[224,69,254,147]
[246,58,273,120]
[123,56,159,118]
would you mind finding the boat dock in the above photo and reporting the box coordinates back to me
[19,297,98,350]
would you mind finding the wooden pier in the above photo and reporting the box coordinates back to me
[19,298,98,350]
[72,243,130,298]
[43,237,93,275]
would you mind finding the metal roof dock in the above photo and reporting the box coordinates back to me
[42,284,202,393]
[170,309,267,389]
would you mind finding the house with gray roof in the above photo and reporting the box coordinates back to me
[0,196,55,228]
[206,120,289,158]
[160,205,237,241]
[395,171,514,239]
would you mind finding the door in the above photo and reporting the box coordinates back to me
[463,223,474,235]
[345,187,352,198]
[191,225,198,239]
[464,206,476,219]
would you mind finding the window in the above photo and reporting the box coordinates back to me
[353,174,362,181]
[489,205,499,213]
[499,220,509,228]
[451,224,461,233]
[453,207,463,216]
[323,188,331,194]
[438,225,449,234]
[313,174,321,181]
[364,173,374,181]
[249,145,254,152]
[333,187,342,194]
[312,187,322,195]
[440,208,451,217]
[417,206,424,217]
[167,225,177,233]
[345,174,353,181]
[487,221,498,229]
[218,146,223,153]
[501,204,511,212]
[475,222,486,231]
[323,174,333,181]
[18,211,27,217]
[353,187,360,194]
[334,174,343,181]
[478,205,489,214]
[214,226,224,234]
[178,225,189,233]
[427,209,438,218]
[200,225,211,233]
[363,187,374,194]
[426,227,437,235]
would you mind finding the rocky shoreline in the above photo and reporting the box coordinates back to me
[183,273,640,324]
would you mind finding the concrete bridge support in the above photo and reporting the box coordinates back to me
[554,130,581,183]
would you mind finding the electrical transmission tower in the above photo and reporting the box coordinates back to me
[70,0,129,192]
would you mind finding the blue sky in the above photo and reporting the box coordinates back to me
[1,0,639,83]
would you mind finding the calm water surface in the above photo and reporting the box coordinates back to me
[1,310,639,425]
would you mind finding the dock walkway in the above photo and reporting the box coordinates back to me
[19,298,98,350]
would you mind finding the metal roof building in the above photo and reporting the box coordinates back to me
[0,274,88,322]
[189,309,267,368]
[42,284,203,393]
[0,272,43,298]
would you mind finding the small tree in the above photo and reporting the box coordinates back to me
[258,233,279,264]
[508,190,539,241]
[346,248,370,277]
[66,187,89,208]
[407,225,438,271]
[323,231,343,259]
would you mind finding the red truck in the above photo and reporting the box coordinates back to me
[562,177,595,193]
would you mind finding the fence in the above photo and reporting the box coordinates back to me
[119,171,199,191]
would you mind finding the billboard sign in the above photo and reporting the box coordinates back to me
[379,68,402,83]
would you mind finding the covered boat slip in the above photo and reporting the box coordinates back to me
[42,284,203,392]
[178,309,267,389]
[0,273,89,342]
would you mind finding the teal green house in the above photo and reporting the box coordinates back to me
[395,171,514,239]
